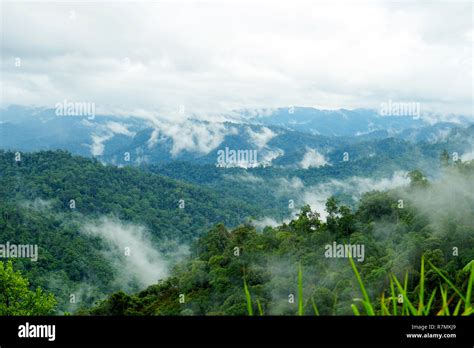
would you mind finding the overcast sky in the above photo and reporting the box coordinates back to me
[1,0,473,119]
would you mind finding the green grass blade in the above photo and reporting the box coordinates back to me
[463,260,474,272]
[381,292,390,316]
[438,286,450,316]
[243,278,253,316]
[427,260,466,302]
[424,288,437,315]
[311,296,320,316]
[390,276,398,316]
[392,274,417,316]
[403,272,409,315]
[351,304,361,316]
[465,260,473,313]
[453,298,463,316]
[461,307,473,316]
[349,255,374,315]
[418,255,425,315]
[256,299,264,316]
[298,263,303,316]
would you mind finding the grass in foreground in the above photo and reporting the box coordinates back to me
[243,256,474,316]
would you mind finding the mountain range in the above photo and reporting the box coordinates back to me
[1,105,473,170]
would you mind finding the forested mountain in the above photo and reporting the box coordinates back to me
[1,106,473,317]
[1,149,472,315]
[88,160,474,315]
[0,150,273,239]
[243,107,472,137]
[243,107,425,136]
[2,106,473,169]
[1,0,472,334]
[0,150,282,311]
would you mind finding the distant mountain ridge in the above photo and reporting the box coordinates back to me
[1,105,472,168]
[242,106,472,136]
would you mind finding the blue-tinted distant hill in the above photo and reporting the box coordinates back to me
[1,105,472,169]
[242,106,472,137]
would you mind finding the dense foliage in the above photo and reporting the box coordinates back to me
[0,261,56,315]
[0,150,276,311]
[88,161,474,315]
[1,149,472,316]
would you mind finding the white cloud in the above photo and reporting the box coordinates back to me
[85,120,136,156]
[252,216,292,231]
[461,150,474,162]
[81,217,179,289]
[224,172,265,183]
[427,128,451,143]
[19,198,53,211]
[277,177,305,191]
[260,148,285,167]
[300,148,329,169]
[147,119,235,156]
[347,171,411,194]
[247,126,277,148]
[90,134,112,156]
[1,1,472,117]
[275,171,410,220]
[252,217,281,230]
[106,121,136,137]
[147,128,161,149]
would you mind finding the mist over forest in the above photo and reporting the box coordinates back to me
[0,0,472,323]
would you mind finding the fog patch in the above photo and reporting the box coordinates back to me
[252,216,292,231]
[274,172,409,221]
[90,134,112,156]
[247,126,277,149]
[403,168,474,237]
[223,172,265,183]
[106,121,136,137]
[461,150,474,162]
[19,198,53,211]
[300,148,329,169]
[147,119,235,156]
[260,148,285,166]
[88,121,136,156]
[276,177,305,192]
[81,217,181,290]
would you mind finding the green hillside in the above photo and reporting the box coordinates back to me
[88,161,474,316]
[0,150,276,311]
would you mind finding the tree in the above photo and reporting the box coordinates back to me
[290,205,321,233]
[0,261,56,315]
[325,197,355,236]
[408,170,429,188]
[325,197,339,234]
[440,150,450,167]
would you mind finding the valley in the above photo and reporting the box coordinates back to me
[0,106,473,315]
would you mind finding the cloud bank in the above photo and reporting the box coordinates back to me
[81,217,178,290]
[2,1,472,117]
[300,148,329,169]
